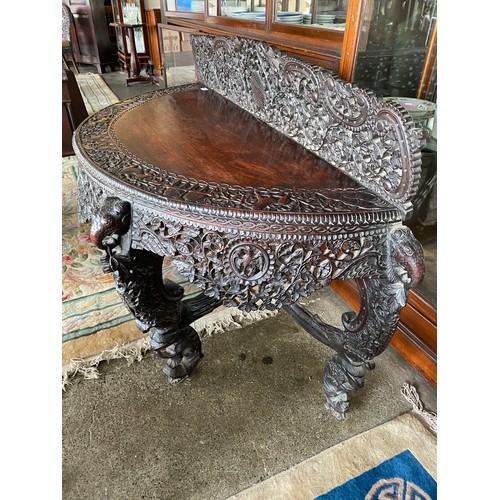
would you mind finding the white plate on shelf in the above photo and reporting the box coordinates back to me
[232,11,262,19]
[226,9,246,16]
[385,97,436,122]
[261,12,303,23]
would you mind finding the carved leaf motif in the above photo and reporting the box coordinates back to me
[190,34,423,215]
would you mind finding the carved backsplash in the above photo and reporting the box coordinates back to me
[190,34,426,218]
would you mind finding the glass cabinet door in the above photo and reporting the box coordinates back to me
[165,0,205,12]
[112,0,148,54]
[275,0,347,29]
[206,0,347,30]
[123,1,146,53]
[111,0,125,52]
[210,0,267,20]
[352,0,437,98]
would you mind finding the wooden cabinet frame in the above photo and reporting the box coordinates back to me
[110,0,152,74]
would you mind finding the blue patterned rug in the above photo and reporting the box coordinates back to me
[316,449,436,499]
[229,412,437,500]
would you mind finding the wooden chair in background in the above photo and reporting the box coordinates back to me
[62,3,80,74]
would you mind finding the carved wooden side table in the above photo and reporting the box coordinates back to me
[74,36,426,420]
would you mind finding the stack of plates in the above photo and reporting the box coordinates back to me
[317,13,335,23]
[255,12,303,23]
[225,8,246,16]
[303,13,336,24]
[276,12,304,23]
[229,11,263,20]
[384,97,436,123]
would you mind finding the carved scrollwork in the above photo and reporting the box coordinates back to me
[190,34,425,217]
[128,206,390,312]
[323,76,369,128]
[73,34,428,419]
[284,223,424,419]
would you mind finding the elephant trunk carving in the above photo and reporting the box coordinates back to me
[89,196,221,384]
[389,225,425,287]
[90,197,131,249]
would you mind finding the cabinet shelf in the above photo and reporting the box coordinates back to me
[110,0,152,76]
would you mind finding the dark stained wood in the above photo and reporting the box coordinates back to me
[114,88,379,195]
[65,0,115,73]
[62,67,88,157]
[329,279,437,386]
[75,36,428,420]
[155,4,438,388]
[162,16,343,70]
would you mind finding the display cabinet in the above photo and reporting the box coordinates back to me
[110,0,152,79]
[160,0,348,70]
[64,0,116,73]
[333,0,438,386]
[62,66,88,156]
[348,0,437,98]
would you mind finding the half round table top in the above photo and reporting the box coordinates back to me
[73,84,401,237]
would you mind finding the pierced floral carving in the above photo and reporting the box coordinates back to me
[127,205,389,311]
[191,34,425,217]
[71,34,429,422]
[227,242,272,282]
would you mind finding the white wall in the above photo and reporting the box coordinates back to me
[144,0,161,9]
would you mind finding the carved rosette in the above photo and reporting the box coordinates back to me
[128,206,389,311]
[190,34,426,217]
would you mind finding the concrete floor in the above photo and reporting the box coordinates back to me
[62,287,436,500]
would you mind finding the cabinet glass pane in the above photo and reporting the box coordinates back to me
[121,0,143,23]
[353,0,437,98]
[117,28,124,52]
[162,28,197,87]
[132,26,145,53]
[209,0,266,19]
[275,0,347,30]
[166,0,205,12]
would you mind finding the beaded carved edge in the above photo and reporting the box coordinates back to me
[73,84,402,238]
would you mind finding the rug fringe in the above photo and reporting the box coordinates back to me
[62,337,150,391]
[62,307,278,390]
[194,307,278,337]
[401,383,437,433]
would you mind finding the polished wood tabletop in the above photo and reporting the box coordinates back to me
[115,87,357,189]
[74,85,400,227]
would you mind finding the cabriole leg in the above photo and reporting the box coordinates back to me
[286,226,425,420]
[90,197,221,383]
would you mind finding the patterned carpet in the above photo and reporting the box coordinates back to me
[74,72,119,113]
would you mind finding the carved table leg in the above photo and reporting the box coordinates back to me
[286,226,425,420]
[90,197,221,383]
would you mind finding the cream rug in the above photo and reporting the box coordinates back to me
[75,73,119,113]
[228,410,436,499]
[63,73,277,388]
